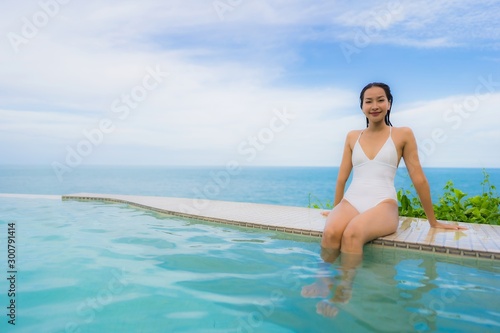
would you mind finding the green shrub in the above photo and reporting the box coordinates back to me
[309,169,500,225]
[398,169,499,224]
[397,187,425,218]
[308,193,332,210]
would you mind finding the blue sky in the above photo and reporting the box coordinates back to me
[1,0,499,171]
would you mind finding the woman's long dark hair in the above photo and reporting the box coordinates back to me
[360,82,393,127]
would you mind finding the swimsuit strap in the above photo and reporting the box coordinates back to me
[356,130,364,142]
[357,126,391,145]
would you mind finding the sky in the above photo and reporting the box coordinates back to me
[1,0,499,171]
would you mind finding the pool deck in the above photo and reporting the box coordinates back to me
[62,193,500,260]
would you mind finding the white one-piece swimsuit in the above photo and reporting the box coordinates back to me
[343,127,399,213]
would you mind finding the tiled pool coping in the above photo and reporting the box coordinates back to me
[62,193,500,260]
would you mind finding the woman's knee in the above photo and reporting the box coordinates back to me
[341,224,363,248]
[321,226,343,248]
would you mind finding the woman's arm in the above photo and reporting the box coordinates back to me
[333,132,354,206]
[401,127,466,230]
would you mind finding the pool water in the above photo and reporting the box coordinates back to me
[1,197,499,333]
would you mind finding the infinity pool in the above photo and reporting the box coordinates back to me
[1,197,499,332]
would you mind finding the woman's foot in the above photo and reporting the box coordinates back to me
[301,279,333,298]
[316,300,339,317]
[331,283,352,303]
[314,282,352,318]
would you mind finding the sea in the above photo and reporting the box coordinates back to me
[1,165,499,208]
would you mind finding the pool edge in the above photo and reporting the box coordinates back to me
[62,193,500,260]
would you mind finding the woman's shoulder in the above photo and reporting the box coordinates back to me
[345,129,363,142]
[392,126,415,137]
[392,126,417,147]
[346,129,364,138]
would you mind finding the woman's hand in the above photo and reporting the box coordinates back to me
[430,221,468,230]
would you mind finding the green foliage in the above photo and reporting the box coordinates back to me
[309,170,500,225]
[397,187,425,218]
[397,169,499,225]
[308,193,333,210]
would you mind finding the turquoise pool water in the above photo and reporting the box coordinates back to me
[1,197,499,333]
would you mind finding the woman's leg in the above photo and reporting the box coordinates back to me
[321,200,359,261]
[302,200,358,299]
[341,200,399,254]
[327,201,399,305]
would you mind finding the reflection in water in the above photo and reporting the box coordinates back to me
[302,250,362,318]
[301,246,500,332]
[424,226,468,244]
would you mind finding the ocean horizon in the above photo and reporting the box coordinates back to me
[1,165,499,208]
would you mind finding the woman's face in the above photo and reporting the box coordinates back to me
[361,86,391,124]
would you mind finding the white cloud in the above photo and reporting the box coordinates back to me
[0,0,499,168]
[330,0,499,48]
[394,91,500,168]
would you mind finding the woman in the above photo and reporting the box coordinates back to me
[321,82,466,261]
[303,82,466,316]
